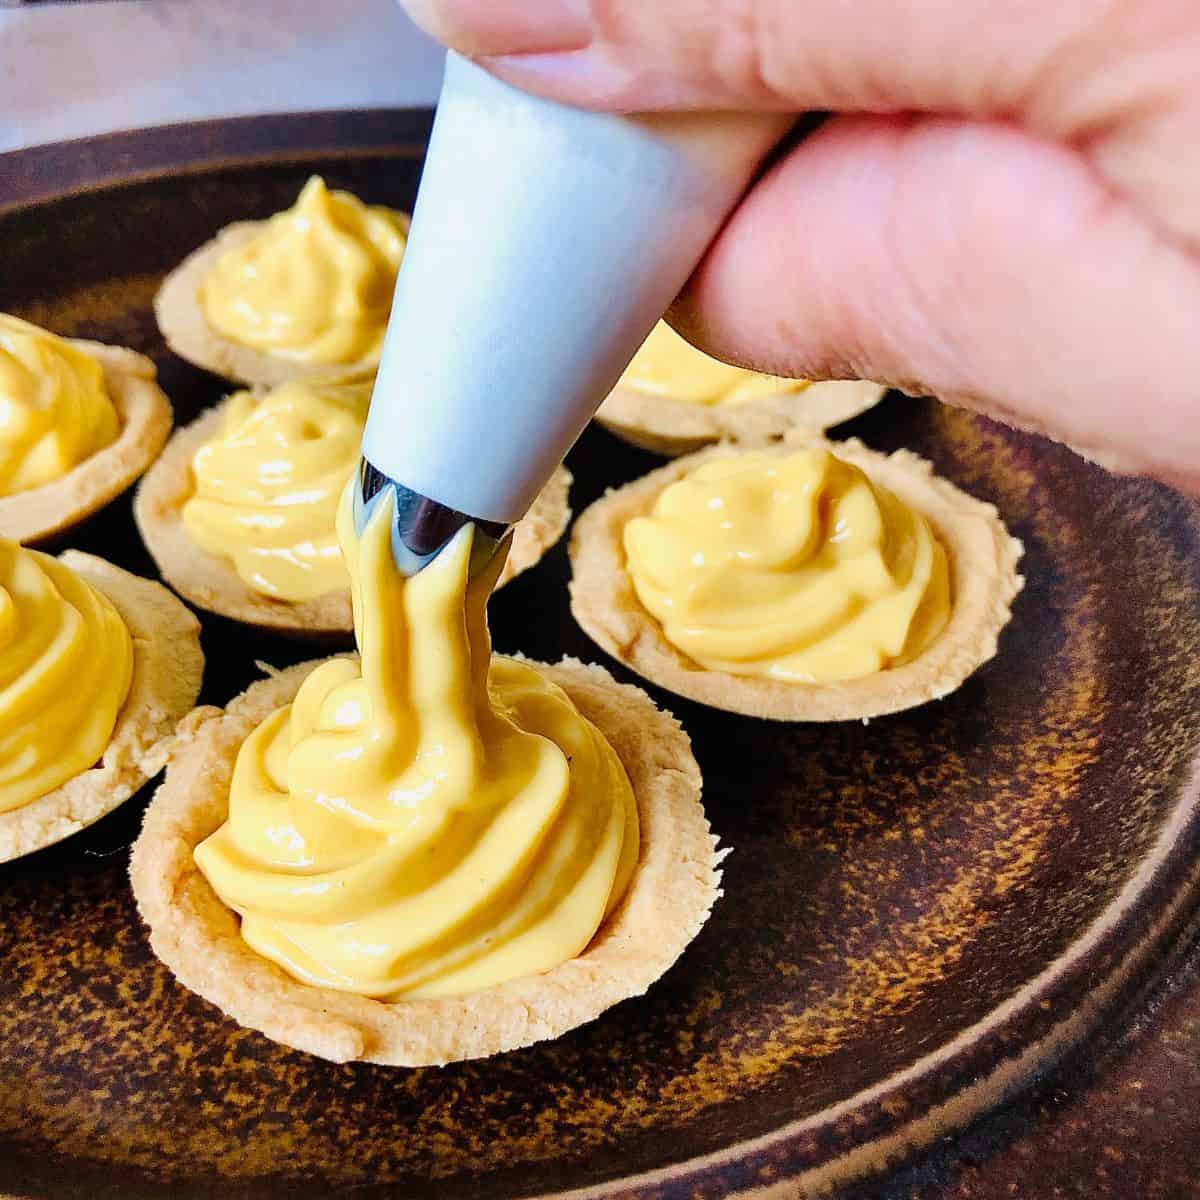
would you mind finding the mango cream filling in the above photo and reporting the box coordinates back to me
[618,320,810,408]
[0,314,121,498]
[194,490,640,1000]
[624,449,952,684]
[181,376,372,602]
[0,537,132,814]
[199,177,408,366]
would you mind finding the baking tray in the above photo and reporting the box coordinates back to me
[1,112,1198,1200]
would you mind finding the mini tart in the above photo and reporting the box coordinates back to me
[155,220,409,387]
[130,656,717,1066]
[0,340,173,543]
[134,402,574,634]
[570,434,1024,722]
[0,552,203,863]
[594,378,887,457]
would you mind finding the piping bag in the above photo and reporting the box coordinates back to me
[355,52,788,573]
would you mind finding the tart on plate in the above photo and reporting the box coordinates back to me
[0,543,203,862]
[154,176,410,387]
[596,320,886,456]
[0,314,172,543]
[131,493,716,1067]
[134,380,573,633]
[570,433,1024,721]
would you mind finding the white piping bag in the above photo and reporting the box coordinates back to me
[356,52,787,572]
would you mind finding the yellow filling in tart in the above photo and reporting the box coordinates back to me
[624,447,952,684]
[182,375,371,603]
[0,537,132,814]
[0,314,120,498]
[200,177,408,367]
[194,490,640,1000]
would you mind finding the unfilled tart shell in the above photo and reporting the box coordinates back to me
[569,434,1025,722]
[155,220,407,387]
[594,378,887,457]
[0,340,173,543]
[0,551,204,863]
[129,656,718,1066]
[134,401,573,634]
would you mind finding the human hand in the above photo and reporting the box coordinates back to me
[401,0,1200,492]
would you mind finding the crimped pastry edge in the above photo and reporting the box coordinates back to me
[594,379,887,456]
[130,655,718,1066]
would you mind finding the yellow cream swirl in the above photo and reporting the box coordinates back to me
[0,538,132,814]
[194,492,639,1000]
[200,177,408,366]
[0,314,120,497]
[618,320,809,407]
[181,376,371,602]
[624,449,952,684]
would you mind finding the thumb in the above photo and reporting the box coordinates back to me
[400,0,1199,250]
[401,0,1128,122]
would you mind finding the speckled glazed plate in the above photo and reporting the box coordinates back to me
[1,115,1198,1200]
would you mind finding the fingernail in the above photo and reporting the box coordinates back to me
[399,0,593,57]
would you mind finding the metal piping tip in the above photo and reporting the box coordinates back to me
[354,457,510,578]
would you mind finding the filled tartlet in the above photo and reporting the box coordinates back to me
[0,537,203,863]
[155,177,410,386]
[570,434,1023,721]
[0,314,173,542]
[134,374,572,633]
[595,320,886,455]
[131,487,716,1066]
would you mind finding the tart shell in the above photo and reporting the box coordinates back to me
[594,379,887,457]
[155,220,407,387]
[569,434,1025,722]
[129,656,717,1066]
[0,340,173,543]
[134,402,572,634]
[0,551,204,862]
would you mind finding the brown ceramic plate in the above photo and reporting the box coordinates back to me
[0,115,1198,1200]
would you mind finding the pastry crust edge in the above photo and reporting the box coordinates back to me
[129,656,718,1067]
[0,551,204,862]
[569,432,1025,722]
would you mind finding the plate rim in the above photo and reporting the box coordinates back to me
[0,107,433,214]
[551,759,1200,1199]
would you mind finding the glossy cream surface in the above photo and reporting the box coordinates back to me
[618,320,809,407]
[194,492,640,999]
[624,449,952,683]
[0,314,120,497]
[182,376,371,602]
[200,177,408,366]
[0,538,132,814]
